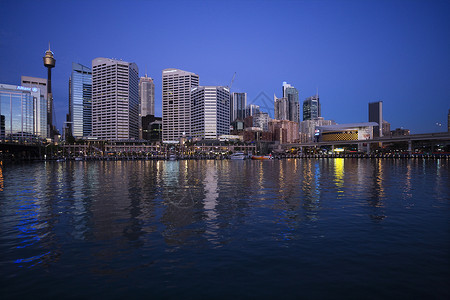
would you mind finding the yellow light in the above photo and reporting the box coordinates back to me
[334,148,344,152]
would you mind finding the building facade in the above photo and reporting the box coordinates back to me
[274,96,289,120]
[282,82,300,123]
[0,84,46,141]
[69,63,92,138]
[142,115,162,142]
[246,104,260,117]
[21,76,49,137]
[269,119,299,144]
[253,112,270,132]
[299,117,336,143]
[92,58,139,140]
[191,86,230,140]
[162,68,199,143]
[391,128,410,136]
[316,122,377,142]
[21,76,47,101]
[303,95,320,121]
[139,75,155,117]
[382,120,391,137]
[230,92,247,122]
[368,101,383,137]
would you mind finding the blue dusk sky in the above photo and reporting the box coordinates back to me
[0,0,449,134]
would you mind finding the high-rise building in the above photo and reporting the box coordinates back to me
[368,101,383,137]
[0,83,47,141]
[21,76,49,137]
[21,76,47,100]
[303,95,320,121]
[230,92,247,122]
[282,82,300,123]
[246,104,260,117]
[162,68,199,143]
[253,112,270,132]
[92,58,139,140]
[274,96,289,120]
[191,86,230,140]
[139,75,155,117]
[382,120,391,137]
[69,63,92,138]
[447,109,450,132]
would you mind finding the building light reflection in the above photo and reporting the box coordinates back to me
[334,158,344,193]
[0,161,3,191]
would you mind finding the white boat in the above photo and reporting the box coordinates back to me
[169,154,177,161]
[74,157,84,161]
[230,152,246,160]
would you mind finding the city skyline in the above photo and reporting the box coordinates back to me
[0,0,449,134]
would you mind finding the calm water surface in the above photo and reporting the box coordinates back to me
[0,159,449,299]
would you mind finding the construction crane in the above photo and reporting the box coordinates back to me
[229,72,236,91]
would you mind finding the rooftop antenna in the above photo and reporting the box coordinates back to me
[145,66,148,78]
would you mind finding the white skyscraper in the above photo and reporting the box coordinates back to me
[162,68,199,143]
[92,58,139,140]
[191,86,230,140]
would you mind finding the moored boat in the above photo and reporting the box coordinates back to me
[230,152,246,160]
[251,155,273,160]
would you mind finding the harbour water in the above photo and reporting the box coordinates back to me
[0,159,449,298]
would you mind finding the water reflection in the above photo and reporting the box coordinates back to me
[367,159,386,222]
[203,161,219,243]
[333,158,345,196]
[0,161,4,191]
[0,159,448,287]
[301,159,321,220]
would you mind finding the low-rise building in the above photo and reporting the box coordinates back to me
[316,122,377,142]
[269,119,299,143]
[391,128,410,136]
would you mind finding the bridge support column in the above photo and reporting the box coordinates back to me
[366,143,371,154]
[408,140,412,154]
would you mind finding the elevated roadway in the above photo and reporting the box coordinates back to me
[282,132,450,152]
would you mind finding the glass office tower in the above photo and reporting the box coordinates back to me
[0,83,46,141]
[282,82,300,123]
[230,92,247,122]
[70,63,92,138]
[303,96,320,121]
